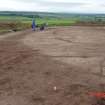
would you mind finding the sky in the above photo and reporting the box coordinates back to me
[0,0,105,13]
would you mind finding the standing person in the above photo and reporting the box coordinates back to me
[32,18,36,31]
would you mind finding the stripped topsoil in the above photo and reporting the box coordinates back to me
[0,26,105,105]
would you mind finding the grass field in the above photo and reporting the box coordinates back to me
[0,16,77,34]
[0,12,105,34]
[0,16,77,25]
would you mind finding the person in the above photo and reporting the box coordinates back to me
[32,18,36,31]
[40,24,45,31]
[40,23,47,31]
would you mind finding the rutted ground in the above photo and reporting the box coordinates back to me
[0,26,105,105]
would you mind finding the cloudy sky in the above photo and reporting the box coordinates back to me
[0,0,105,13]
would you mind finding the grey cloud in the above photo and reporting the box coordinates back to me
[100,4,105,7]
[38,2,86,7]
[14,0,87,7]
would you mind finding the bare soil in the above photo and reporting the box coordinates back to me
[0,26,105,105]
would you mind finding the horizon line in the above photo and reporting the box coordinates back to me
[0,10,105,15]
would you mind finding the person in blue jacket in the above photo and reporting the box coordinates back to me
[32,18,36,31]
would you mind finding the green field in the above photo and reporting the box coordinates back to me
[0,15,77,34]
[0,16,77,25]
[0,11,105,34]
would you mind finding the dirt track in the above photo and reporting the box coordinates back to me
[0,26,105,105]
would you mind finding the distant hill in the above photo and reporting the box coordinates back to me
[1,11,105,18]
[1,11,105,23]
